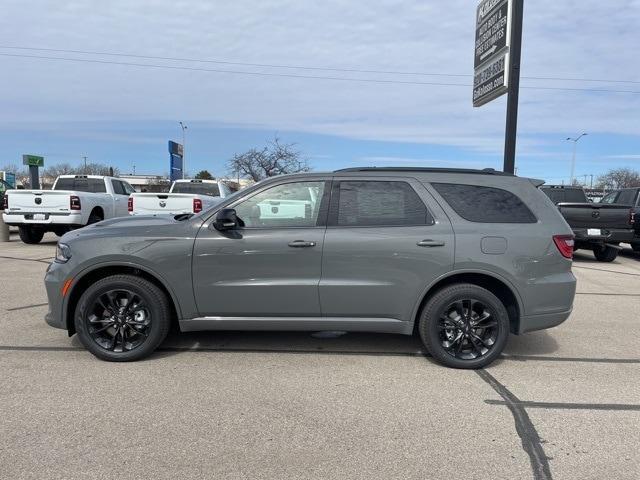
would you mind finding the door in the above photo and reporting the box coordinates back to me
[193,179,330,317]
[320,178,454,323]
[111,180,131,217]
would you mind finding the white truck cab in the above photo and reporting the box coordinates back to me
[2,175,135,244]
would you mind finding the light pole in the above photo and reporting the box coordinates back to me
[179,122,188,179]
[567,133,587,185]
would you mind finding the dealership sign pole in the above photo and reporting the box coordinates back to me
[473,0,524,174]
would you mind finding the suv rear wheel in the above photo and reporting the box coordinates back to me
[74,275,171,361]
[18,225,44,244]
[418,283,510,369]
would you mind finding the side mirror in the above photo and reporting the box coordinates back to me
[212,208,239,231]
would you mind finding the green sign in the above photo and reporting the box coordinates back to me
[22,154,45,167]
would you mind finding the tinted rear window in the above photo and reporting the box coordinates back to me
[171,182,220,197]
[541,188,587,204]
[334,181,433,227]
[54,178,106,193]
[432,183,536,224]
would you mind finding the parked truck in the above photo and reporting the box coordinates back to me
[2,175,135,244]
[540,185,635,262]
[128,179,235,216]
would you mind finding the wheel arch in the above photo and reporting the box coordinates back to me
[89,206,104,221]
[412,270,523,335]
[64,262,182,335]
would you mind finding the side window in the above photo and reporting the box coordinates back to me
[599,192,618,204]
[616,190,636,205]
[334,181,433,227]
[432,183,537,224]
[234,181,326,228]
[111,180,125,195]
[122,182,136,194]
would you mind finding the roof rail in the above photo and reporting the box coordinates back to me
[334,167,513,176]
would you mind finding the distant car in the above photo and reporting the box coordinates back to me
[540,185,635,262]
[128,179,234,216]
[2,175,135,244]
[45,167,576,369]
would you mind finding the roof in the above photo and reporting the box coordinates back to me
[334,167,514,176]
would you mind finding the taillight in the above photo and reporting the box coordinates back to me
[193,198,202,213]
[2,194,7,210]
[70,195,81,210]
[128,197,134,213]
[553,235,575,259]
[629,209,635,226]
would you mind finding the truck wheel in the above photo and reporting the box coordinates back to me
[74,275,171,362]
[18,226,44,244]
[593,245,618,262]
[418,283,510,369]
[87,211,103,225]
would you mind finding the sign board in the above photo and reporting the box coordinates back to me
[2,171,16,188]
[168,141,184,182]
[22,154,45,167]
[473,52,509,107]
[473,0,512,107]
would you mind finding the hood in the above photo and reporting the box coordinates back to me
[60,214,194,243]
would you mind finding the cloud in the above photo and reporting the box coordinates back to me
[0,0,639,153]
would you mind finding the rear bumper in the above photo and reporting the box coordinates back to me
[2,211,83,226]
[518,308,573,335]
[572,227,634,244]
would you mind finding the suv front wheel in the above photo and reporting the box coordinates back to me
[418,284,510,369]
[74,275,171,361]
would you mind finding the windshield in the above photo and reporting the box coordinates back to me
[171,182,220,197]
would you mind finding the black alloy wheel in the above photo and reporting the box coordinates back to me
[75,275,170,361]
[419,283,510,369]
[86,289,152,353]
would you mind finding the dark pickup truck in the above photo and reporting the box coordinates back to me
[599,188,640,251]
[541,185,635,262]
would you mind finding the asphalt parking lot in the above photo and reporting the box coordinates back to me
[1,232,639,480]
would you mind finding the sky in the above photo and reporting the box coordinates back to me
[1,0,639,184]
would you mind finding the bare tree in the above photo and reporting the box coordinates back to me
[596,168,640,190]
[227,137,309,182]
[43,163,76,178]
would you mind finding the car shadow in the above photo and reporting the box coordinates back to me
[149,328,560,363]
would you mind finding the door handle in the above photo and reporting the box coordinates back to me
[288,240,316,248]
[417,239,446,248]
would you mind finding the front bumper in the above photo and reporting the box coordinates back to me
[2,211,83,226]
[44,262,69,330]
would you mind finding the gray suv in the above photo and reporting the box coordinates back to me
[44,168,576,369]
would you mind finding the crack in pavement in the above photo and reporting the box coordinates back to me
[485,399,640,411]
[476,369,552,480]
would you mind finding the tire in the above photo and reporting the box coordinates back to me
[418,283,510,369]
[87,210,103,225]
[74,274,171,361]
[593,245,618,262]
[18,226,44,244]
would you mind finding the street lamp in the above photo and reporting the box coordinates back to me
[179,122,188,179]
[567,133,587,184]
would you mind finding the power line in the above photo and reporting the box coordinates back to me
[2,52,640,95]
[1,44,639,86]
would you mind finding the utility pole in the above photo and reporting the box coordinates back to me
[179,122,187,179]
[82,156,88,174]
[590,174,594,188]
[567,133,588,184]
[503,0,524,174]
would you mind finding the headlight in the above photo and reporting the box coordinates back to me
[55,243,72,263]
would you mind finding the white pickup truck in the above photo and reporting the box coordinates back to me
[2,175,135,244]
[129,179,235,216]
